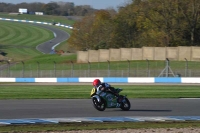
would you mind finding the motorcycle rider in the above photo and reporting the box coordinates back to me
[92,79,123,102]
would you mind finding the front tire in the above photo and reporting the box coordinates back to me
[120,98,131,111]
[92,97,106,111]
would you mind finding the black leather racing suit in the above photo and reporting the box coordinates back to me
[95,82,118,96]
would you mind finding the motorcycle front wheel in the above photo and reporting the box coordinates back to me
[92,97,106,111]
[120,98,131,111]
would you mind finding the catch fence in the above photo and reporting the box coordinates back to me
[0,60,200,77]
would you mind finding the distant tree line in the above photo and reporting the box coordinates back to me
[68,0,200,51]
[0,1,99,16]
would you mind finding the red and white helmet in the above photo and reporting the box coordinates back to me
[93,79,101,86]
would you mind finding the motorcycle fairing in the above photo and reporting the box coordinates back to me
[92,95,101,103]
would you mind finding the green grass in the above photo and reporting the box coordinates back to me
[0,21,55,61]
[0,22,74,62]
[0,13,74,62]
[0,21,54,46]
[23,54,77,64]
[8,54,77,71]
[0,122,200,132]
[0,85,200,99]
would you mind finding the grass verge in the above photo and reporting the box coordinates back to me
[0,21,54,61]
[0,122,200,132]
[0,85,200,99]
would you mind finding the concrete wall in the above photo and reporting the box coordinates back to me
[88,50,99,62]
[166,47,178,60]
[178,46,191,61]
[143,47,154,60]
[98,49,109,62]
[109,49,121,61]
[132,48,142,60]
[77,51,88,63]
[191,47,200,61]
[154,47,166,60]
[77,46,200,63]
[120,48,132,61]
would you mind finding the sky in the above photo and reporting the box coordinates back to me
[0,0,130,9]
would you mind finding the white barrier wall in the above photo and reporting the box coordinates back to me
[2,77,200,83]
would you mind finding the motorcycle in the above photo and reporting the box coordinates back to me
[90,88,131,111]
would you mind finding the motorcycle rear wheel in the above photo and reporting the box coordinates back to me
[92,97,106,111]
[120,98,131,111]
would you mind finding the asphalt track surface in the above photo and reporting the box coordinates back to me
[0,98,200,119]
[35,24,70,54]
[0,83,200,119]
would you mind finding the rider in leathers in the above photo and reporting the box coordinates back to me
[92,79,122,102]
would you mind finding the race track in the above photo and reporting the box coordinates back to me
[35,24,70,54]
[0,98,199,119]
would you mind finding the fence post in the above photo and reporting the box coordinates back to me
[6,61,10,77]
[127,60,130,77]
[22,61,24,77]
[146,59,149,77]
[136,62,138,77]
[37,61,40,77]
[71,61,74,77]
[107,60,110,77]
[185,58,188,77]
[166,58,169,77]
[54,61,56,77]
[88,61,91,77]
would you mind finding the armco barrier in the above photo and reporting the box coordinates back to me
[0,17,73,29]
[0,77,200,83]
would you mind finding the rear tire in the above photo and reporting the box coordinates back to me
[92,97,106,111]
[120,98,131,111]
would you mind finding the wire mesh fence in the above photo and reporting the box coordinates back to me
[0,60,200,77]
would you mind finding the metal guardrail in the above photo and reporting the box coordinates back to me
[0,17,73,29]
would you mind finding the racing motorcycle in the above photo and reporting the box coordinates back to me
[90,88,131,111]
